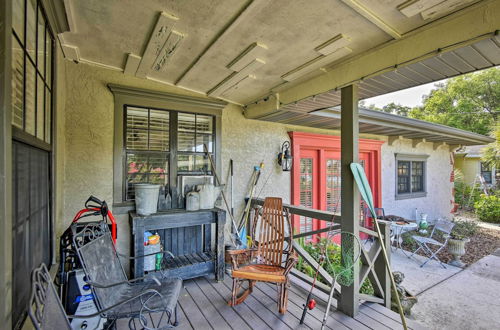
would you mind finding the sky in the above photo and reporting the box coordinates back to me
[363,78,447,108]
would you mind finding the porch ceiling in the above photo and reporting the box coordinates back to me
[56,0,498,107]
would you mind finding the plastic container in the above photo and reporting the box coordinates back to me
[186,191,200,211]
[144,243,161,272]
[134,184,160,215]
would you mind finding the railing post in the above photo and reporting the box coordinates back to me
[339,84,360,317]
[375,221,392,308]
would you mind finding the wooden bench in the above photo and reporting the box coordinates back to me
[129,208,226,281]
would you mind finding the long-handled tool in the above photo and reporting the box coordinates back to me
[203,144,241,246]
[230,159,234,217]
[351,163,408,330]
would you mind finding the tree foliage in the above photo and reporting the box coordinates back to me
[481,124,500,169]
[408,68,499,135]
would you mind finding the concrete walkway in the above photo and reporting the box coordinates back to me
[390,247,462,295]
[394,249,500,330]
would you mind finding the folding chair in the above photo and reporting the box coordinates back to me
[409,219,455,268]
[363,207,385,244]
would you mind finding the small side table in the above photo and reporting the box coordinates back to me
[390,222,418,254]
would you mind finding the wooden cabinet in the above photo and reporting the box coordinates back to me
[129,208,226,281]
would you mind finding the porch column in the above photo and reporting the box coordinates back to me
[339,84,360,316]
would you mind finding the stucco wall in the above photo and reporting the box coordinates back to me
[59,60,454,263]
[381,139,453,221]
[61,61,208,264]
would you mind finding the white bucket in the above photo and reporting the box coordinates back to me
[135,184,160,215]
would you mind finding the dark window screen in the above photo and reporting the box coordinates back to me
[12,141,51,328]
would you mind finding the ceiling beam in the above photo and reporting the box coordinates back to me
[175,0,271,86]
[245,0,499,119]
[340,0,401,39]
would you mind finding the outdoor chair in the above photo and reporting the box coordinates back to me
[409,219,455,268]
[73,221,183,328]
[363,207,385,244]
[29,263,156,330]
[227,197,297,314]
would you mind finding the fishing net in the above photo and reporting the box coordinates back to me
[323,231,361,287]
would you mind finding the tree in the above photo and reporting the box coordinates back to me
[408,68,499,135]
[381,102,411,117]
[481,125,500,169]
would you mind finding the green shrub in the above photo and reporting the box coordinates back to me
[295,238,374,295]
[474,194,500,223]
[450,220,479,239]
[454,181,482,209]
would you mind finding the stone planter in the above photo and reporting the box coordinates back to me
[448,238,470,268]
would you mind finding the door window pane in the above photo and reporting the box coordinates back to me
[300,158,314,238]
[45,87,51,143]
[12,0,25,41]
[25,62,36,135]
[46,31,52,87]
[36,75,44,139]
[11,36,24,129]
[26,0,37,62]
[37,10,45,77]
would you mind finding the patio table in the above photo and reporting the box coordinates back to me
[390,222,418,255]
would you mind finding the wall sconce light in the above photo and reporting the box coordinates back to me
[277,141,293,171]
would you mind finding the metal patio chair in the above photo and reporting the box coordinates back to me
[73,222,183,329]
[29,262,171,330]
[409,219,455,268]
[227,197,297,314]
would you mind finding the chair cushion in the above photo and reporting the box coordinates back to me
[232,264,286,283]
[412,235,443,247]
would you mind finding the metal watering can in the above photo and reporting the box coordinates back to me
[197,183,222,209]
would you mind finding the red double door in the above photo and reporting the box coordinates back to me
[290,132,383,241]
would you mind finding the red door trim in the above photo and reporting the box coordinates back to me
[289,131,384,232]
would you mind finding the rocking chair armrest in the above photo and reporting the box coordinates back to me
[283,251,298,276]
[68,288,164,319]
[228,248,258,269]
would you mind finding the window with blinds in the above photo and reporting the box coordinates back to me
[124,106,215,201]
[299,158,314,239]
[11,0,54,143]
[396,154,427,199]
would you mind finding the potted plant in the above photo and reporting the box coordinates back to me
[447,220,478,267]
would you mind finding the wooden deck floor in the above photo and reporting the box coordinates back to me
[118,275,426,330]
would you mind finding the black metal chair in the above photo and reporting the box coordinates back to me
[29,263,72,330]
[72,221,182,329]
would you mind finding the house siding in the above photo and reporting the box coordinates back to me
[381,139,454,221]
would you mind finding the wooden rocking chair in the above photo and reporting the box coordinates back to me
[227,197,297,314]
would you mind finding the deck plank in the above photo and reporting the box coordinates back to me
[184,280,232,330]
[206,277,272,330]
[359,304,406,329]
[114,275,426,330]
[363,302,427,330]
[248,281,311,329]
[193,277,252,330]
[221,277,292,330]
[260,281,349,330]
[178,284,213,329]
[288,280,372,330]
